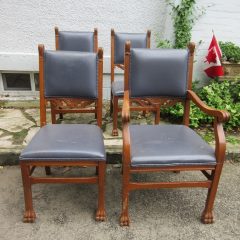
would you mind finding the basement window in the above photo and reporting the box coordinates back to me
[34,73,39,91]
[2,73,31,91]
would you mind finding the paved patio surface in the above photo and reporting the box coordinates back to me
[0,100,240,239]
[0,163,239,240]
[0,100,239,165]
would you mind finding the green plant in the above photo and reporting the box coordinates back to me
[157,1,205,49]
[219,41,240,63]
[162,80,240,130]
[168,0,196,48]
[156,39,173,49]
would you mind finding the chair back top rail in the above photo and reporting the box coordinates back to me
[55,26,98,53]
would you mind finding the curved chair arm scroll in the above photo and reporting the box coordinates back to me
[187,90,230,163]
[187,90,230,123]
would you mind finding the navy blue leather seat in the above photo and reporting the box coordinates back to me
[130,125,215,167]
[20,124,105,161]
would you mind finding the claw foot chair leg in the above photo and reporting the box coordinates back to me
[96,162,106,221]
[21,163,36,223]
[120,166,130,226]
[201,167,222,224]
[120,191,130,226]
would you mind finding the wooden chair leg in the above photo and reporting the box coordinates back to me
[96,162,106,221]
[112,96,119,136]
[51,105,57,124]
[95,102,97,119]
[45,166,51,175]
[201,166,223,224]
[154,107,160,125]
[120,165,130,226]
[110,93,113,115]
[21,163,36,223]
[59,113,63,120]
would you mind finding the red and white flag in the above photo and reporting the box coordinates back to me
[204,34,224,78]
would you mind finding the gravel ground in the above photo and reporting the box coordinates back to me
[0,163,239,240]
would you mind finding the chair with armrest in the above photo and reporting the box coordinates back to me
[111,29,160,136]
[120,42,230,226]
[19,45,106,223]
[53,26,98,122]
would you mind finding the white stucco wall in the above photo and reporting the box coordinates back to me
[0,0,166,72]
[0,0,240,98]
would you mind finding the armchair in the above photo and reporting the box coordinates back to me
[120,42,230,226]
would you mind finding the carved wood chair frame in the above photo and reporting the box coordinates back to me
[120,41,230,226]
[110,29,162,136]
[53,27,99,122]
[20,45,106,223]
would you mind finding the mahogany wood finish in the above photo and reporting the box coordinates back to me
[120,41,230,226]
[54,27,99,122]
[20,45,106,223]
[110,29,160,136]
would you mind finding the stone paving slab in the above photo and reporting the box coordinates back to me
[0,163,239,240]
[0,109,35,132]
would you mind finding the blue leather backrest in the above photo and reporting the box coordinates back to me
[129,48,189,98]
[114,33,147,64]
[59,31,94,52]
[44,51,98,98]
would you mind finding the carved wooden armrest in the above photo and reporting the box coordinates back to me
[122,90,130,124]
[122,90,131,165]
[187,90,230,123]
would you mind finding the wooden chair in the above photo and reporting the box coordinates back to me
[53,26,98,122]
[111,29,160,136]
[19,45,106,223]
[120,42,230,226]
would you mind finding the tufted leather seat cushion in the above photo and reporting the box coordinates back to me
[129,124,216,167]
[129,48,189,98]
[20,124,106,161]
[114,33,147,64]
[111,80,124,96]
[44,51,98,98]
[59,31,94,52]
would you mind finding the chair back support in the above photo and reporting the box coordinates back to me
[128,48,190,98]
[114,32,149,64]
[55,27,98,52]
[38,45,103,127]
[44,51,98,98]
